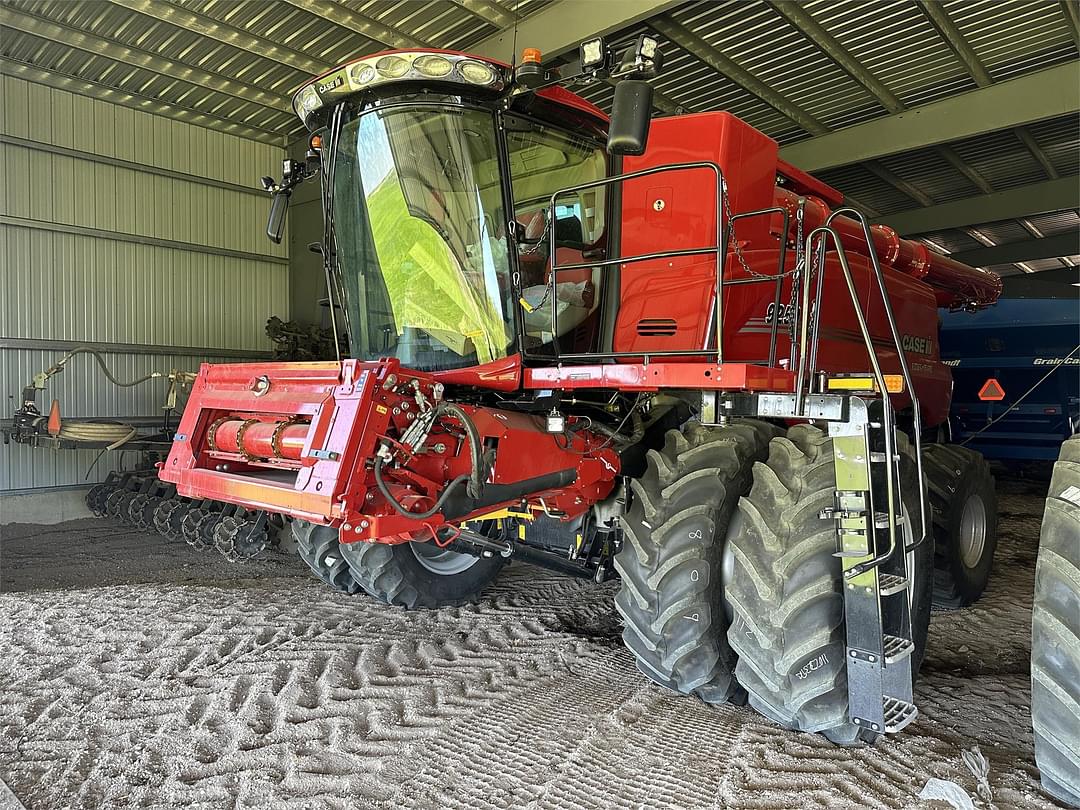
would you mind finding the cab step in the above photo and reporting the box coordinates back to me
[882,634,914,664]
[882,696,918,732]
[878,572,908,596]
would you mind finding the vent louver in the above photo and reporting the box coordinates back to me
[636,318,677,337]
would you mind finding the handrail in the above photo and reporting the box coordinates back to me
[541,161,725,364]
[728,205,790,367]
[826,208,929,558]
[794,225,906,579]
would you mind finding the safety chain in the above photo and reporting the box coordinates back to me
[721,182,801,281]
[521,214,551,255]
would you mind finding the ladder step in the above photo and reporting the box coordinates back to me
[878,573,908,595]
[883,634,914,664]
[874,512,906,529]
[882,695,918,733]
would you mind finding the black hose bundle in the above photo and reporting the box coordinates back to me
[374,403,486,520]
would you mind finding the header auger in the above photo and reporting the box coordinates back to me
[158,37,1001,744]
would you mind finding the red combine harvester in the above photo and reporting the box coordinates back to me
[159,40,1002,744]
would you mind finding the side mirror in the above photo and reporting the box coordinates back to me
[266,191,290,244]
[607,80,653,156]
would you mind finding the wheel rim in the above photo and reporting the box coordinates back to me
[410,541,479,575]
[958,494,987,569]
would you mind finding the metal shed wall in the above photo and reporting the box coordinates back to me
[0,74,288,493]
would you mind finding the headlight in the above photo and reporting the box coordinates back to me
[295,85,320,116]
[459,60,497,86]
[376,55,409,78]
[414,54,453,78]
[349,63,376,86]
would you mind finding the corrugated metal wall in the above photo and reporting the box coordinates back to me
[0,75,288,492]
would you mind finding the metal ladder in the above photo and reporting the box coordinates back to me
[791,209,929,735]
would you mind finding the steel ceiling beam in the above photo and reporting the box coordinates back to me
[0,58,284,145]
[649,15,943,208]
[948,232,1080,267]
[469,0,685,64]
[765,0,992,197]
[649,15,829,136]
[766,1,902,113]
[281,0,421,50]
[1060,0,1080,49]
[0,8,292,121]
[456,0,683,114]
[881,176,1080,235]
[916,0,1060,181]
[449,0,517,30]
[780,62,1080,172]
[106,0,328,76]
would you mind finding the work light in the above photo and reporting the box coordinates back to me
[414,55,453,78]
[580,37,606,70]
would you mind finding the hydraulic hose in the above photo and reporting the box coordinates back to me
[374,403,486,520]
[59,421,138,450]
[26,415,138,450]
[438,403,485,499]
[374,458,471,521]
[46,347,162,387]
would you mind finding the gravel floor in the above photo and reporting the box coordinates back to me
[0,475,1065,809]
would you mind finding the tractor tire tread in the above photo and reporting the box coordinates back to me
[727,426,930,744]
[293,520,364,595]
[1031,436,1080,806]
[614,418,779,704]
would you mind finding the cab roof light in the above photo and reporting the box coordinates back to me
[291,51,508,124]
[579,37,609,73]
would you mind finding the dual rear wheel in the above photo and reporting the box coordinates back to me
[615,420,935,744]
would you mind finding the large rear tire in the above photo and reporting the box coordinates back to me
[1031,435,1080,807]
[293,520,365,595]
[923,443,997,608]
[339,537,505,609]
[725,425,933,744]
[614,420,780,704]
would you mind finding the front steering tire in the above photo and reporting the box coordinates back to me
[339,536,506,609]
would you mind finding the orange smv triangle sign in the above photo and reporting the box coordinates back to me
[978,378,1006,402]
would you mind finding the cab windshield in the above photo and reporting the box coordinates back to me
[332,106,514,371]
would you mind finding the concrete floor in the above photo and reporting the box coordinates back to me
[0,475,1065,809]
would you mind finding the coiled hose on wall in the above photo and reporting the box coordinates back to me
[26,347,167,449]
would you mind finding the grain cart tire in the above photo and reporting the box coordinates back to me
[339,534,505,609]
[923,443,997,608]
[614,420,781,704]
[725,425,933,745]
[1031,434,1080,807]
[293,520,365,595]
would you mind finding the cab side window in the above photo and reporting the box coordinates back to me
[505,118,607,350]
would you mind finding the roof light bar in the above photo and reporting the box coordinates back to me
[292,51,508,125]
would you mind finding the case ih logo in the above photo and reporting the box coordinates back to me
[318,75,344,94]
[901,334,934,355]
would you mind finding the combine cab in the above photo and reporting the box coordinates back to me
[160,41,1004,744]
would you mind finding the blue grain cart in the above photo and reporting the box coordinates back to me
[940,294,1079,460]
